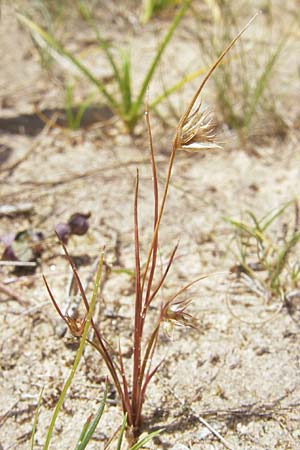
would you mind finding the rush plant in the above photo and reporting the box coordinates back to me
[43,17,256,442]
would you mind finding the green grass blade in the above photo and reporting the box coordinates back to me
[75,385,108,450]
[150,65,207,110]
[225,217,268,244]
[120,49,132,115]
[115,413,127,450]
[244,35,288,129]
[260,202,292,232]
[74,416,92,450]
[77,1,123,88]
[130,429,163,450]
[43,250,105,450]
[73,92,96,130]
[270,232,300,289]
[65,83,76,130]
[130,0,190,123]
[18,14,119,111]
[225,217,256,238]
[246,210,262,232]
[30,387,44,450]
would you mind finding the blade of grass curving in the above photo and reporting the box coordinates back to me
[18,14,119,111]
[244,34,288,129]
[149,66,207,110]
[30,387,44,450]
[224,217,266,243]
[75,384,107,450]
[246,210,262,232]
[76,1,123,88]
[43,250,104,450]
[130,428,163,450]
[260,201,292,232]
[129,0,191,124]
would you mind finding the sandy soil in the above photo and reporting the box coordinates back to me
[1,2,300,449]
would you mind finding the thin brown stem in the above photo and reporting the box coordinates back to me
[132,170,143,426]
[143,107,159,307]
[141,14,258,299]
[147,243,179,307]
[118,344,133,425]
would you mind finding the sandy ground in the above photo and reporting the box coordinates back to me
[1,2,300,449]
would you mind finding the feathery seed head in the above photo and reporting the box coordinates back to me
[177,102,221,152]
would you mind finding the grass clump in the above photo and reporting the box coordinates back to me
[191,0,292,141]
[226,201,300,301]
[42,16,256,443]
[18,0,191,133]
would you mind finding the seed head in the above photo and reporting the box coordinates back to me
[177,103,221,152]
[163,297,198,330]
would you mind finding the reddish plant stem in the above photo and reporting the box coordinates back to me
[132,170,143,426]
[143,108,159,309]
[141,13,258,302]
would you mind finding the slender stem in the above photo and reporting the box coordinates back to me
[141,13,258,294]
[118,344,133,425]
[132,170,143,426]
[141,145,176,292]
[147,243,179,307]
[144,108,159,303]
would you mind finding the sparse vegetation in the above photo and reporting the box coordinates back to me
[226,201,300,304]
[190,0,293,141]
[1,1,300,449]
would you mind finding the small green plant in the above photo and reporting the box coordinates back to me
[191,0,291,140]
[42,16,255,442]
[226,201,300,298]
[18,0,191,133]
